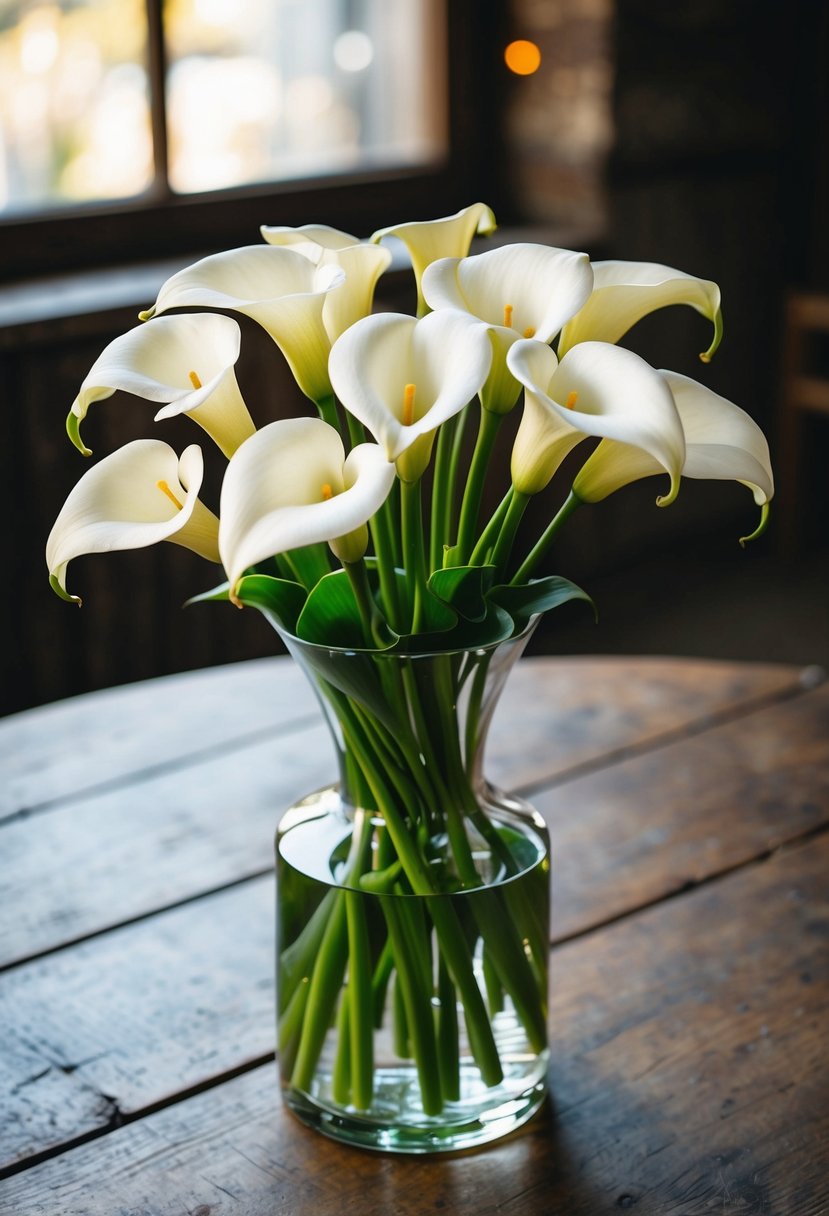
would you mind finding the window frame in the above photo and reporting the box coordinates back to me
[0,0,503,283]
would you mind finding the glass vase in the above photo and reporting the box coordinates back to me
[275,626,550,1153]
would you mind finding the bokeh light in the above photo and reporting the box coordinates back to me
[504,39,541,77]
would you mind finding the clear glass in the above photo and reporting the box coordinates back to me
[164,0,447,195]
[0,0,153,213]
[275,629,550,1152]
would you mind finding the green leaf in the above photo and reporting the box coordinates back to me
[235,575,307,633]
[186,575,308,634]
[185,580,233,606]
[296,570,365,649]
[427,565,496,622]
[395,601,515,654]
[490,575,596,629]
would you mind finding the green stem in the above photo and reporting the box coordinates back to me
[344,558,387,647]
[469,487,513,566]
[400,479,428,633]
[331,991,351,1106]
[346,889,374,1109]
[369,502,403,633]
[380,893,443,1114]
[437,956,460,1102]
[316,392,341,435]
[454,408,503,565]
[489,490,531,578]
[446,403,472,545]
[511,490,582,585]
[430,413,458,572]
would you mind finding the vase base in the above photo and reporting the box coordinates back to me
[282,1067,548,1154]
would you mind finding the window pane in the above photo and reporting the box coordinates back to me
[0,0,154,213]
[164,0,447,195]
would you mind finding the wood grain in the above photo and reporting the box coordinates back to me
[541,680,829,940]
[2,836,825,1215]
[0,657,317,821]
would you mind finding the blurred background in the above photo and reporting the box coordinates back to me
[2,0,827,716]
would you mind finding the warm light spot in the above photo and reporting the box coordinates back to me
[157,479,184,510]
[503,304,514,328]
[504,40,541,77]
[188,370,202,389]
[402,382,416,426]
[523,326,536,339]
[321,483,334,500]
[565,391,579,410]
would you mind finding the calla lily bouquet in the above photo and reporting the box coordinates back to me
[45,205,774,1141]
[47,201,772,650]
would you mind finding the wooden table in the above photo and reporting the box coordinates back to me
[1,654,827,1215]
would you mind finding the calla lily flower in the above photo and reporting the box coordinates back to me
[46,441,220,604]
[328,309,493,482]
[139,246,346,405]
[371,202,497,314]
[260,224,392,347]
[219,418,396,592]
[507,339,686,503]
[557,260,723,363]
[422,243,594,413]
[67,313,255,460]
[573,371,773,540]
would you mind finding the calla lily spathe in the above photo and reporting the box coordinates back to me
[557,260,723,362]
[46,441,220,603]
[507,339,686,503]
[573,371,773,538]
[139,246,346,405]
[371,202,497,314]
[422,243,594,412]
[260,224,392,351]
[67,314,255,460]
[328,309,493,482]
[219,418,396,592]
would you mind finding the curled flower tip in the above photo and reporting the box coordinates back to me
[739,501,771,548]
[699,308,724,364]
[49,572,82,606]
[655,478,681,508]
[138,307,155,322]
[66,410,92,457]
[229,584,244,609]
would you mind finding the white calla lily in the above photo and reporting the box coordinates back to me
[261,224,392,343]
[558,260,723,362]
[139,246,346,404]
[507,339,686,503]
[422,243,594,412]
[328,309,493,482]
[260,223,360,254]
[573,371,773,539]
[67,313,254,459]
[46,441,220,603]
[371,202,497,313]
[219,418,395,591]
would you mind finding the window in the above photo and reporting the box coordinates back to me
[0,0,492,280]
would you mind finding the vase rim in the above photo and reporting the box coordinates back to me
[276,617,538,661]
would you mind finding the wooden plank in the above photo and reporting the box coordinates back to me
[0,657,317,821]
[0,655,803,822]
[2,836,826,1214]
[0,658,809,967]
[0,721,331,967]
[542,680,829,941]
[485,655,810,793]
[0,878,275,1171]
